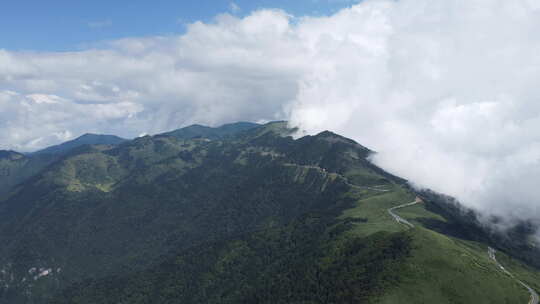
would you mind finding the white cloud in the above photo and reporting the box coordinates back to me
[288,0,540,229]
[1,0,540,231]
[0,10,305,151]
[0,91,142,151]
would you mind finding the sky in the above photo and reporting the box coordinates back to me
[1,0,540,236]
[1,0,357,51]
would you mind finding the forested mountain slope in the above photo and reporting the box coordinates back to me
[32,134,127,156]
[0,133,127,197]
[0,123,257,198]
[161,121,260,140]
[0,151,56,196]
[0,122,537,304]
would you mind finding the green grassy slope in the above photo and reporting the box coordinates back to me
[0,122,537,303]
[341,187,534,303]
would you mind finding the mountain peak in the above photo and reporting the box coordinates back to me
[33,133,127,155]
[79,133,101,137]
[315,130,371,151]
[241,121,296,139]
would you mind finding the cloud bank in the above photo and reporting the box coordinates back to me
[1,0,540,229]
[287,0,540,230]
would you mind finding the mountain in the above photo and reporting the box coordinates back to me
[0,151,56,196]
[0,151,24,160]
[33,133,127,156]
[0,134,127,197]
[0,122,537,304]
[161,121,260,140]
[0,123,258,198]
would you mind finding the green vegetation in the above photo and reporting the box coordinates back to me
[33,133,126,156]
[0,133,126,197]
[0,151,56,196]
[0,121,537,303]
[161,121,260,140]
[496,250,540,296]
[341,185,414,236]
[341,186,534,303]
[52,218,412,304]
[378,228,529,304]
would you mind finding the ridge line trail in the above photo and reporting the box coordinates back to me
[343,179,391,193]
[488,247,539,304]
[386,196,538,304]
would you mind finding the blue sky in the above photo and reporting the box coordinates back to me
[1,0,356,51]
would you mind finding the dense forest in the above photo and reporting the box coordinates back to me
[0,122,537,303]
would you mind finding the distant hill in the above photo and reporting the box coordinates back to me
[33,134,127,156]
[161,121,260,140]
[0,151,25,161]
[0,151,56,196]
[0,134,126,197]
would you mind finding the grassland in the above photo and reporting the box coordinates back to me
[340,184,536,304]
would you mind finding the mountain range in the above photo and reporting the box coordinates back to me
[0,121,538,304]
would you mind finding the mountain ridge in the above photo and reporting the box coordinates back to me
[0,151,24,160]
[33,133,127,156]
[0,121,537,304]
[160,121,261,140]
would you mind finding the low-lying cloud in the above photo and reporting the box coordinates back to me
[1,0,539,230]
[288,0,540,231]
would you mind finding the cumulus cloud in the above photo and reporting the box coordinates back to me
[1,0,539,230]
[288,0,540,229]
[0,9,305,151]
[0,90,142,151]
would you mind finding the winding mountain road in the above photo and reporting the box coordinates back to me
[386,198,538,304]
[387,197,422,228]
[488,247,539,304]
